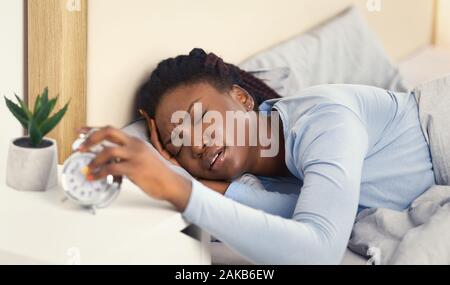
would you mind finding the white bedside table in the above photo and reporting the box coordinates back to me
[0,166,211,265]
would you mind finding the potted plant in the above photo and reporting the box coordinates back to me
[4,87,69,191]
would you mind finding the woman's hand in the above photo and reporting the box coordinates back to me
[77,126,192,211]
[149,118,180,167]
[148,118,231,195]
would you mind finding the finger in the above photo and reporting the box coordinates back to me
[87,162,129,181]
[87,146,129,170]
[79,126,130,152]
[159,148,174,162]
[165,150,180,166]
[149,119,176,161]
[169,157,181,167]
[76,126,93,134]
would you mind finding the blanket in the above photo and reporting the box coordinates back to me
[349,185,450,264]
[348,74,450,265]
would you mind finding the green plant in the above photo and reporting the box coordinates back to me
[4,87,69,147]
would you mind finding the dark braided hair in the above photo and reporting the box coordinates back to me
[137,48,281,118]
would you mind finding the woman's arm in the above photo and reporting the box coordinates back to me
[224,176,300,218]
[78,126,193,211]
[180,108,369,264]
[80,107,367,264]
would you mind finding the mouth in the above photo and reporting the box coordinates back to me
[208,147,225,171]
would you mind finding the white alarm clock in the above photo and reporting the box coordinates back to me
[61,129,122,214]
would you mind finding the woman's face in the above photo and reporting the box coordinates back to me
[154,82,257,181]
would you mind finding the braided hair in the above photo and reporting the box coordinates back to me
[137,48,281,118]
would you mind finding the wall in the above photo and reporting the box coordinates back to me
[87,0,435,127]
[0,0,24,183]
[436,0,450,47]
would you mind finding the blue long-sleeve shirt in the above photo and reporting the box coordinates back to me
[181,84,435,264]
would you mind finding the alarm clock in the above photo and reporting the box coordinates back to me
[61,129,122,214]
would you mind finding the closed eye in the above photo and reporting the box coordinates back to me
[166,101,207,157]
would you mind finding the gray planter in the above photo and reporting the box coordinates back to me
[6,137,58,192]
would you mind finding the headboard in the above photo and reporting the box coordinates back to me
[86,0,435,127]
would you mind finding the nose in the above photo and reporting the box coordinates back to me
[191,142,207,158]
[191,141,217,171]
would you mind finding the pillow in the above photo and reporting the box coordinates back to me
[122,118,150,142]
[247,67,291,97]
[239,6,408,96]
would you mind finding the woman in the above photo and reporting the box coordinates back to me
[78,48,435,264]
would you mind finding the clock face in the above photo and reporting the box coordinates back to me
[61,152,121,208]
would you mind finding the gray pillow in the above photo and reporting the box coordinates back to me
[239,6,407,95]
[246,67,290,97]
[122,118,150,142]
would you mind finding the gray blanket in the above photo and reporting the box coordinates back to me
[349,74,450,265]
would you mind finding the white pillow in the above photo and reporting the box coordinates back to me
[239,6,407,96]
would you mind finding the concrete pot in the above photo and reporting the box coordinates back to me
[6,137,58,192]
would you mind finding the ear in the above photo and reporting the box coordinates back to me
[230,84,255,111]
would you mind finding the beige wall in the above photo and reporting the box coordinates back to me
[436,0,450,47]
[0,0,24,182]
[87,0,435,127]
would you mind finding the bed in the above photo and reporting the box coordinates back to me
[86,0,450,265]
[211,45,450,266]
